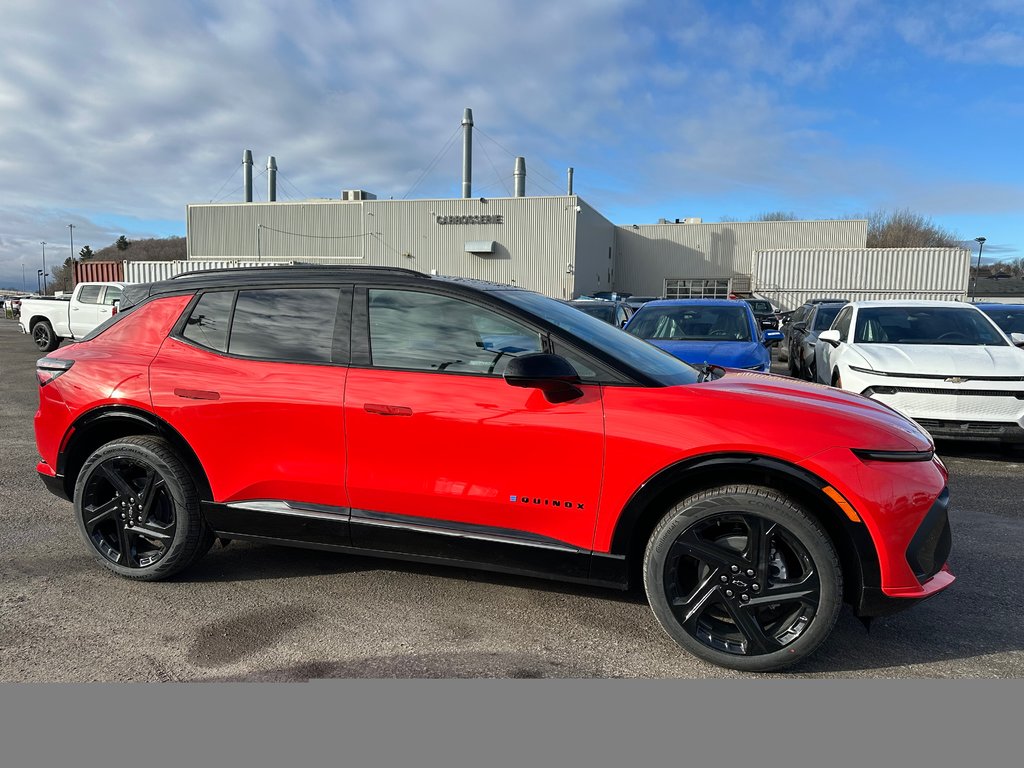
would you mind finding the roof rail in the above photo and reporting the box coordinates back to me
[171,264,428,280]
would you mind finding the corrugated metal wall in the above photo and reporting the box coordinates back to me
[73,260,124,285]
[125,260,290,283]
[614,220,868,296]
[187,196,586,297]
[571,198,616,298]
[754,248,971,310]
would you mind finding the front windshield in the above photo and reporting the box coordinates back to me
[855,307,1007,346]
[495,290,700,385]
[746,300,771,313]
[812,305,844,331]
[626,305,753,342]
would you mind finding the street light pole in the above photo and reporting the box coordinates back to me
[971,236,986,302]
[40,241,47,295]
[68,224,76,290]
[37,269,43,294]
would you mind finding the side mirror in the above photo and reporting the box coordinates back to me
[793,321,808,331]
[504,353,583,403]
[762,329,784,346]
[818,329,842,348]
[1011,332,1024,348]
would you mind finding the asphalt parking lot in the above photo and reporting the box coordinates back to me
[2,318,1023,680]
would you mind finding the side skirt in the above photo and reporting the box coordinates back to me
[201,501,628,590]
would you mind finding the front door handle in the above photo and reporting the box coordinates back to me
[364,403,413,416]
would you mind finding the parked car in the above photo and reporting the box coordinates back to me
[976,303,1024,336]
[785,301,847,380]
[817,300,1024,443]
[743,298,781,331]
[18,281,125,351]
[564,298,634,328]
[34,266,954,671]
[624,299,783,373]
[777,298,847,363]
[624,295,661,310]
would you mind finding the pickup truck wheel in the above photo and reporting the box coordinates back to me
[73,436,215,581]
[643,485,842,672]
[32,320,60,352]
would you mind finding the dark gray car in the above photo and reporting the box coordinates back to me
[786,301,847,380]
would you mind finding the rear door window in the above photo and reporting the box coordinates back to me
[229,288,341,363]
[179,287,342,363]
[77,285,102,304]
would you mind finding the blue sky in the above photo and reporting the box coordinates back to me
[1,0,1021,290]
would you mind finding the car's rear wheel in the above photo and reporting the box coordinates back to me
[32,320,59,352]
[643,485,842,672]
[73,436,215,581]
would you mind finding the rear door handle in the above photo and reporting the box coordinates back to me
[364,403,413,416]
[174,388,221,401]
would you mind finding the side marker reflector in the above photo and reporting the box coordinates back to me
[822,485,861,522]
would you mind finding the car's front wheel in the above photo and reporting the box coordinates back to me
[643,485,842,672]
[73,436,215,581]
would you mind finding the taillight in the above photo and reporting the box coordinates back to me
[37,358,74,386]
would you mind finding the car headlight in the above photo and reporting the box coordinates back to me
[848,365,885,376]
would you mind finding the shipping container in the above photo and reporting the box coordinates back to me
[73,260,124,285]
[123,260,292,283]
[753,248,971,311]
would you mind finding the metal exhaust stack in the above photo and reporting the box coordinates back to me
[461,108,473,198]
[243,149,253,202]
[514,156,526,197]
[267,156,277,202]
[567,167,574,195]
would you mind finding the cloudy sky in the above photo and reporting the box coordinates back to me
[1,0,1022,290]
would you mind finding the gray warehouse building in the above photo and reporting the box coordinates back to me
[182,122,968,307]
[186,194,916,308]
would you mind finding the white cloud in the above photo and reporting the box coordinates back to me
[1,0,1022,287]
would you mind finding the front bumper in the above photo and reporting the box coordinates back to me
[854,486,955,617]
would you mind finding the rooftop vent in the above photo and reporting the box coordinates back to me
[341,189,377,201]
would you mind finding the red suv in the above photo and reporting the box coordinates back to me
[34,266,954,671]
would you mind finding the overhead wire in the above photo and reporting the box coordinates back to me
[402,124,462,200]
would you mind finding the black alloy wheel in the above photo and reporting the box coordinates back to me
[644,485,841,672]
[32,320,59,352]
[74,436,214,580]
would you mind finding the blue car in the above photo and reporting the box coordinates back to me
[624,298,783,372]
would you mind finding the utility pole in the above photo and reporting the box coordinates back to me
[40,241,47,295]
[971,237,986,302]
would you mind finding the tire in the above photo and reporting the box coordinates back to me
[73,436,215,581]
[643,485,842,672]
[786,348,800,377]
[32,320,60,352]
[832,369,843,389]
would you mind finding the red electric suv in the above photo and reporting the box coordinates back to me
[34,266,954,671]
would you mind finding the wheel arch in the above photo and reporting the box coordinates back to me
[608,453,879,608]
[58,406,213,503]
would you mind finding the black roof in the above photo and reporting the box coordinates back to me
[121,265,525,309]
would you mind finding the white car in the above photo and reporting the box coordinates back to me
[816,300,1024,443]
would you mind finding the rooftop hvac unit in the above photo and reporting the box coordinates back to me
[674,217,703,224]
[341,189,377,201]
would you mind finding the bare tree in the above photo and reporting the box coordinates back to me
[755,211,799,221]
[866,209,960,248]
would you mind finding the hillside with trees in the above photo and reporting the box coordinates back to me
[46,235,186,292]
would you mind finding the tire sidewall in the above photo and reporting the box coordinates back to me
[644,488,841,672]
[73,438,200,580]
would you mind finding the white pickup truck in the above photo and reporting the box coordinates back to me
[19,282,126,351]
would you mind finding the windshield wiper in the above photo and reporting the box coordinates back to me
[696,363,724,382]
